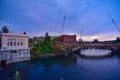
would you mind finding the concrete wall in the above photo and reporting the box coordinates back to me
[0,49,30,64]
[1,33,28,50]
[0,51,10,60]
[0,33,30,64]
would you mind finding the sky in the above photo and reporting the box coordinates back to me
[0,0,120,41]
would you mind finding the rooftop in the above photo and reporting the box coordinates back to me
[1,33,28,37]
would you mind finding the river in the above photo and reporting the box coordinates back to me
[0,49,120,80]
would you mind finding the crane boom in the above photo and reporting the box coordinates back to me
[108,13,120,33]
[61,11,67,34]
[81,29,82,40]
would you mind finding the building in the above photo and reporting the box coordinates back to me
[57,35,76,46]
[0,33,30,64]
[33,36,44,42]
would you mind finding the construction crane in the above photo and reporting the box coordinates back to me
[61,11,67,34]
[81,29,82,40]
[108,13,120,33]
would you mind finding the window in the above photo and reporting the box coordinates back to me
[21,38,22,46]
[7,42,9,46]
[11,50,17,53]
[21,42,22,46]
[10,39,12,46]
[7,39,9,46]
[5,54,7,60]
[17,42,19,46]
[14,39,16,46]
[17,39,19,46]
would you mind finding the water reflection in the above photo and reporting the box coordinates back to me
[31,55,77,67]
[0,53,120,80]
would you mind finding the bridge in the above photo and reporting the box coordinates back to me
[72,43,120,53]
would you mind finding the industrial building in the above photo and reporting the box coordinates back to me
[0,33,30,64]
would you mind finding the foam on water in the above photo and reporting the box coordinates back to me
[80,48,111,57]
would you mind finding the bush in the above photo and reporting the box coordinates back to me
[51,44,61,53]
[30,37,68,55]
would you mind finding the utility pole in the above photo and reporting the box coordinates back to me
[61,11,67,34]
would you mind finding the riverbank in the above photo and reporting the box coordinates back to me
[31,52,67,59]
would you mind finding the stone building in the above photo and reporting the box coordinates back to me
[0,33,30,64]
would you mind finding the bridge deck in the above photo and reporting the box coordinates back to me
[72,44,120,52]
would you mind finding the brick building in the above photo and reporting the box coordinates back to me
[57,35,76,46]
[33,36,44,42]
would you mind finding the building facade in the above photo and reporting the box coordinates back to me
[33,36,44,42]
[57,35,76,46]
[0,33,30,64]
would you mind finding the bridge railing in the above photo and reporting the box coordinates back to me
[81,43,120,47]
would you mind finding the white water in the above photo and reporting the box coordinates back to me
[80,49,112,57]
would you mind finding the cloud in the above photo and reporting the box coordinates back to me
[77,31,119,41]
[0,0,120,40]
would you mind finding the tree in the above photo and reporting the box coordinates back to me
[1,26,9,33]
[116,37,120,43]
[23,32,26,35]
[93,39,98,43]
[45,32,51,42]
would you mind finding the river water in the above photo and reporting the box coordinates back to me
[0,49,120,80]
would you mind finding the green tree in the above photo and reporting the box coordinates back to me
[93,39,98,43]
[45,32,51,42]
[1,26,9,33]
[23,32,26,35]
[116,37,120,43]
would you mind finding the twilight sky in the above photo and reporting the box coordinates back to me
[0,0,120,41]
